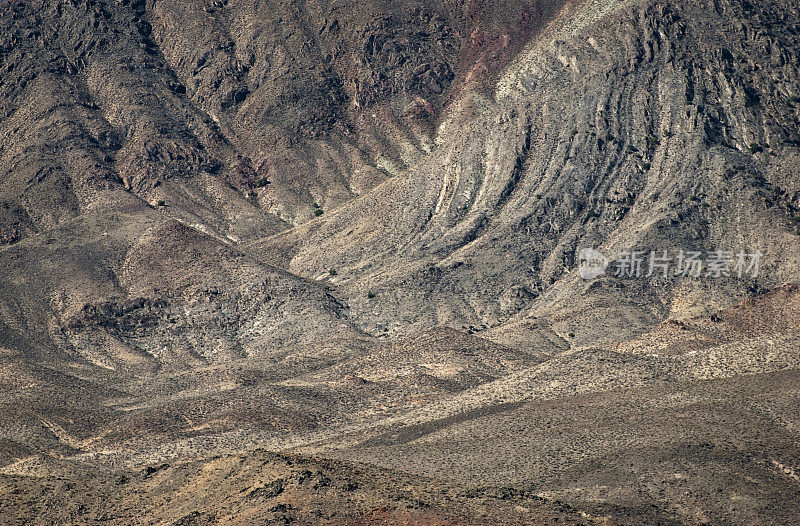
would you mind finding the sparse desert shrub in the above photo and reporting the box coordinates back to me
[255,177,270,188]
[314,209,324,217]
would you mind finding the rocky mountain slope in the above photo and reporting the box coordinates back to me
[1,0,800,524]
[258,0,800,341]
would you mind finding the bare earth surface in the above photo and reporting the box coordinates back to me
[1,0,800,523]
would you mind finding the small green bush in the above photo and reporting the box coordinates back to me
[314,209,324,217]
[255,177,270,188]
[157,200,166,207]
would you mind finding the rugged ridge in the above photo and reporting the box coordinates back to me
[1,0,800,524]
[256,0,800,343]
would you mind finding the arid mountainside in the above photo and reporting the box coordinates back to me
[259,0,800,342]
[0,0,565,239]
[1,0,800,524]
[0,450,606,525]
